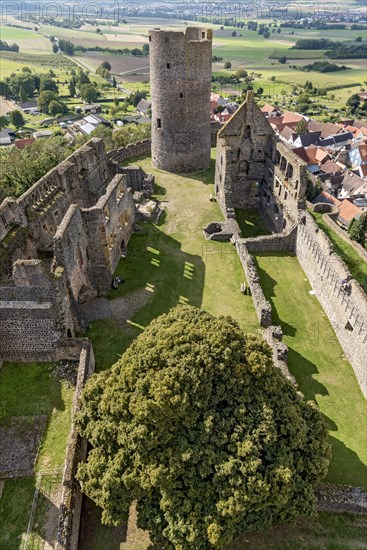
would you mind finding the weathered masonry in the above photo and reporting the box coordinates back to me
[215,91,309,232]
[149,26,212,173]
[0,138,154,362]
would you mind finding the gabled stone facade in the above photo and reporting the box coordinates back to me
[215,91,308,232]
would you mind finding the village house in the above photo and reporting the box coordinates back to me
[313,190,364,229]
[348,143,367,168]
[136,98,152,117]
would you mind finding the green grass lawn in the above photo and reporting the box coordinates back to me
[235,208,271,238]
[0,477,35,550]
[0,363,74,548]
[88,150,259,372]
[0,363,73,469]
[310,211,367,293]
[226,512,367,550]
[255,253,367,489]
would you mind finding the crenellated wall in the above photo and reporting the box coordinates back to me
[108,139,151,163]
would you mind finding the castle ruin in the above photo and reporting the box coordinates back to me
[0,138,154,362]
[149,27,212,173]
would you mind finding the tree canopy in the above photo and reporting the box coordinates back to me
[76,305,330,549]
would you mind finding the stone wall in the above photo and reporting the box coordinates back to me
[235,238,272,327]
[53,205,96,306]
[0,283,62,362]
[56,340,95,550]
[245,227,297,253]
[0,139,146,358]
[108,139,151,163]
[81,174,135,294]
[150,27,212,172]
[296,213,367,397]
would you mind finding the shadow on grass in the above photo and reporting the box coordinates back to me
[79,495,127,550]
[178,156,216,185]
[235,208,271,238]
[0,363,65,419]
[327,435,367,489]
[88,222,205,372]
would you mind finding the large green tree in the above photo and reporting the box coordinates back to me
[76,306,330,549]
[8,110,25,128]
[348,213,367,247]
[80,83,98,103]
[0,135,72,199]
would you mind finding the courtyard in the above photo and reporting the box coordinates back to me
[82,152,367,549]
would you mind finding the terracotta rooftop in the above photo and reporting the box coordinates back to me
[14,137,36,150]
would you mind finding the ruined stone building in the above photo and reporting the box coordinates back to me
[0,138,153,361]
[215,91,309,232]
[149,26,212,173]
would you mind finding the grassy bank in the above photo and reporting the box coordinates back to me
[310,211,367,293]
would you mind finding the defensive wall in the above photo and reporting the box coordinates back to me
[56,340,95,550]
[108,139,152,163]
[309,201,367,263]
[296,213,367,397]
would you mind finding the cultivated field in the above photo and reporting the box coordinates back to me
[1,26,51,54]
[79,51,150,82]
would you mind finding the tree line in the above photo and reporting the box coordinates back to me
[0,39,19,52]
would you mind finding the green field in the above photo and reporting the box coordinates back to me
[2,17,365,117]
[1,25,51,53]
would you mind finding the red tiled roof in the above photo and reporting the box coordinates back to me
[281,110,304,124]
[318,191,362,223]
[320,159,344,174]
[261,104,278,113]
[14,138,36,150]
[339,199,363,223]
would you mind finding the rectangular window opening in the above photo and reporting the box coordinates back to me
[166,63,170,69]
[149,35,152,41]
[157,118,162,129]
[180,93,183,98]
[202,32,205,38]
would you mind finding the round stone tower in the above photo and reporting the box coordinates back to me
[149,27,212,173]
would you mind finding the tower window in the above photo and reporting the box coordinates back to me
[202,31,205,38]
[157,118,162,129]
[149,35,152,41]
[166,63,170,69]
[180,92,183,98]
